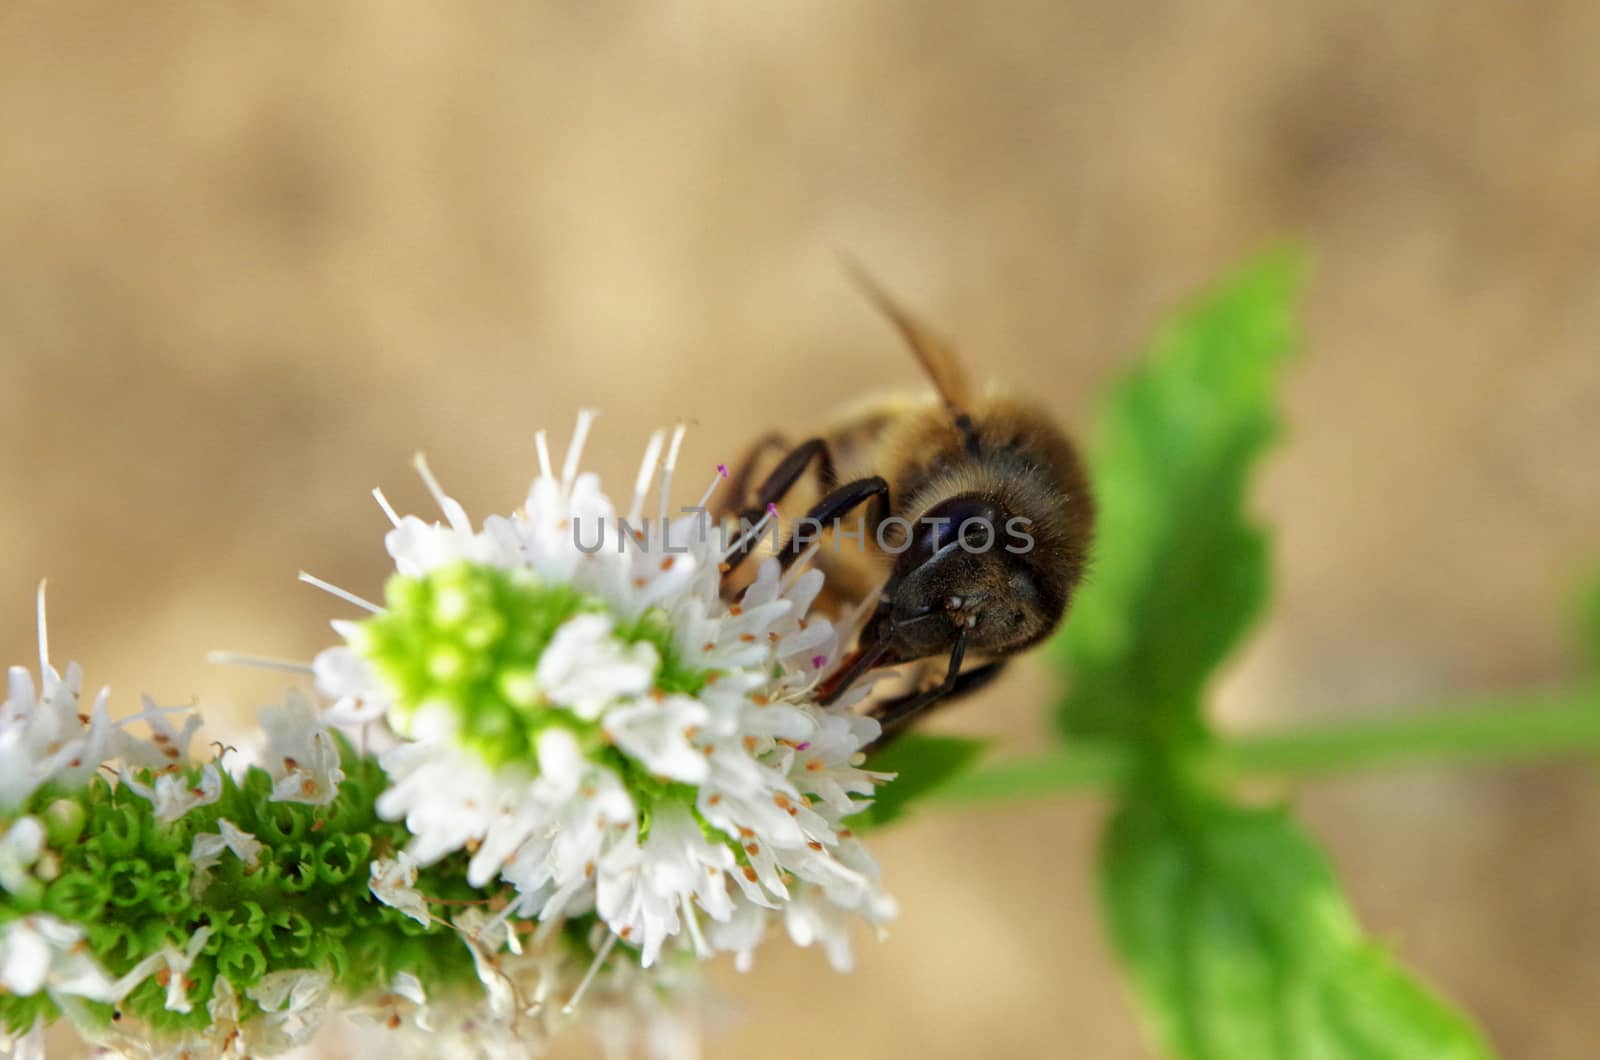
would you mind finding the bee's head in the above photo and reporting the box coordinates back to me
[868,494,1059,661]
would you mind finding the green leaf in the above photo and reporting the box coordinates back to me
[1101,791,1495,1060]
[857,733,986,828]
[1055,253,1301,743]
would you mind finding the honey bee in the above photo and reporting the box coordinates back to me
[716,270,1094,746]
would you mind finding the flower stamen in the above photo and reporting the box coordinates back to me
[562,931,618,1015]
[297,571,381,614]
[560,409,598,497]
[372,486,403,528]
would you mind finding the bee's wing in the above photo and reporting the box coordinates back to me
[844,261,974,413]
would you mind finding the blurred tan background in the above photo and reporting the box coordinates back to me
[3,2,1599,1057]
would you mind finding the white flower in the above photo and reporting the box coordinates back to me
[784,888,860,972]
[0,816,44,897]
[369,852,432,928]
[0,1022,46,1060]
[257,690,344,805]
[244,969,333,1053]
[375,737,552,871]
[188,819,263,899]
[331,909,708,1060]
[339,970,434,1040]
[154,926,214,1014]
[1,593,210,815]
[1,665,199,814]
[705,896,768,973]
[0,913,164,1007]
[537,614,658,722]
[603,695,710,784]
[0,596,246,1046]
[67,976,250,1060]
[116,695,205,774]
[312,642,389,727]
[314,417,895,978]
[120,762,223,824]
[165,977,246,1059]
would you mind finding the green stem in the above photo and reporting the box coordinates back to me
[934,683,1600,805]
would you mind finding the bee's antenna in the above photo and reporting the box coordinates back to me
[837,253,974,417]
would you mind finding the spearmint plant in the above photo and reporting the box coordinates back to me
[3,254,1595,1058]
[927,255,1600,1060]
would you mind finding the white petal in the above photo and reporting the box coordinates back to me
[370,854,432,927]
[604,696,709,784]
[536,615,657,721]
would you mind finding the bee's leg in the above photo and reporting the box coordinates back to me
[817,621,897,706]
[867,661,1006,751]
[778,475,890,570]
[865,637,1006,752]
[722,438,838,580]
[721,432,789,514]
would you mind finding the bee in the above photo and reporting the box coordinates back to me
[716,270,1094,746]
